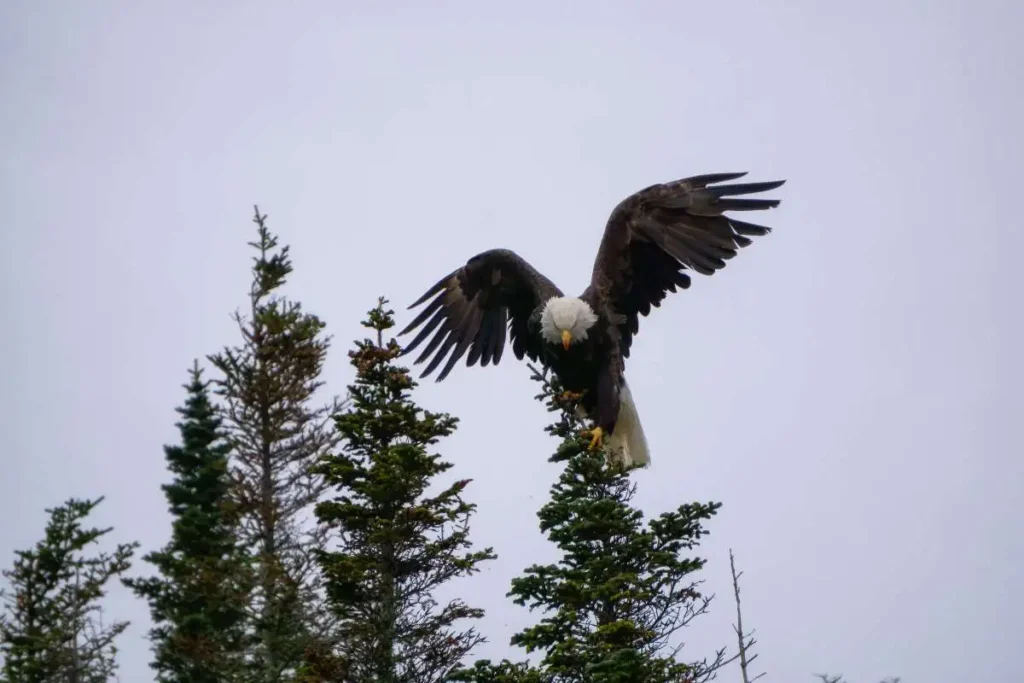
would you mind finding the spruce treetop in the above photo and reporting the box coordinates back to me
[207,207,343,682]
[1,497,138,683]
[455,368,723,683]
[123,362,251,683]
[309,297,494,683]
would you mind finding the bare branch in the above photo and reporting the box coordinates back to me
[730,548,764,683]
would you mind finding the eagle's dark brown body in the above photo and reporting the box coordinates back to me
[529,307,620,428]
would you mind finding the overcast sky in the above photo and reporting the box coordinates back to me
[2,1,1022,681]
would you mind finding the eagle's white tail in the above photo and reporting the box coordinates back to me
[608,380,650,468]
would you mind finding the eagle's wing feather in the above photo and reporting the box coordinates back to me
[586,172,784,357]
[400,248,562,380]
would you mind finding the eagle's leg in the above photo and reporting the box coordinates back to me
[584,426,604,451]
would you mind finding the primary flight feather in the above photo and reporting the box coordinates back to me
[399,172,785,467]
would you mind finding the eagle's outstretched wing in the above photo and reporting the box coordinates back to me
[585,172,785,358]
[400,248,563,380]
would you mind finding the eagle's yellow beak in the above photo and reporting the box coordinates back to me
[561,329,572,351]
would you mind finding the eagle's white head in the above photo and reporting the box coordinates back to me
[540,297,599,350]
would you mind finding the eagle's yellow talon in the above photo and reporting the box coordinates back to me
[586,426,604,451]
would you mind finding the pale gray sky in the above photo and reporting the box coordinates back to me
[2,2,1022,681]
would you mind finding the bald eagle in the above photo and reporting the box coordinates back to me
[399,172,784,467]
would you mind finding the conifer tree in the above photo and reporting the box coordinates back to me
[0,497,137,683]
[306,298,495,683]
[209,207,343,682]
[123,362,252,682]
[454,368,726,683]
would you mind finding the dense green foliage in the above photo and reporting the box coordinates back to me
[454,370,722,683]
[123,363,252,682]
[305,299,495,683]
[0,498,137,683]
